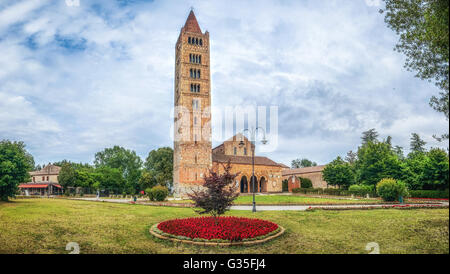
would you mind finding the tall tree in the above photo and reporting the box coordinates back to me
[345,150,358,164]
[380,0,449,140]
[422,148,449,190]
[393,145,405,160]
[356,142,405,186]
[361,129,379,145]
[0,140,33,201]
[94,146,143,194]
[410,133,427,153]
[58,163,77,190]
[322,156,355,189]
[385,135,393,147]
[144,147,173,189]
[291,158,317,168]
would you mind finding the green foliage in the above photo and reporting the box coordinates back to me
[376,178,409,202]
[348,184,374,196]
[409,189,449,198]
[93,166,125,195]
[380,0,449,140]
[94,146,143,194]
[322,156,354,189]
[422,148,449,190]
[144,147,173,189]
[57,163,77,190]
[282,179,289,192]
[410,133,427,153]
[147,185,169,201]
[0,140,33,201]
[299,177,313,188]
[361,129,379,145]
[291,158,317,168]
[356,142,405,186]
[139,171,157,190]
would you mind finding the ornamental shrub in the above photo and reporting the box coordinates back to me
[299,177,313,188]
[148,185,169,201]
[348,184,373,196]
[409,189,449,199]
[376,178,409,202]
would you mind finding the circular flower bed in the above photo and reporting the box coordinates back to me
[151,216,284,245]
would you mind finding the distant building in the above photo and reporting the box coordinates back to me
[282,165,331,191]
[18,164,63,196]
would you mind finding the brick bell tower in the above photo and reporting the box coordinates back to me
[173,10,212,197]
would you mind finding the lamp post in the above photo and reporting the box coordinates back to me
[239,127,267,213]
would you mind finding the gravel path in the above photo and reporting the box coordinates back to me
[69,197,448,211]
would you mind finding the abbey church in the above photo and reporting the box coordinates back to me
[173,11,287,197]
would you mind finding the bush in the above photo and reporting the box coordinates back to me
[409,189,449,199]
[376,178,409,202]
[348,185,374,196]
[292,188,302,193]
[147,185,169,201]
[299,177,313,188]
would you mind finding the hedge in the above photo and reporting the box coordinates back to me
[409,189,449,199]
[291,187,378,197]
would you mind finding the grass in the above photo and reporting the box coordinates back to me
[168,195,407,205]
[0,198,448,254]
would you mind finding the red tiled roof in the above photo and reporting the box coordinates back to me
[282,165,326,176]
[18,183,62,188]
[212,153,282,167]
[183,10,202,33]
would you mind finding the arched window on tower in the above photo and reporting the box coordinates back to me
[234,147,237,155]
[199,55,201,64]
[188,37,191,44]
[196,38,199,45]
[200,39,203,46]
[197,84,200,92]
[197,70,201,79]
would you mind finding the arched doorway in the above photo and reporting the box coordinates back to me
[240,176,248,193]
[250,175,258,193]
[259,177,267,192]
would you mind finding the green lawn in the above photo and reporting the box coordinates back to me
[0,199,448,254]
[169,195,402,205]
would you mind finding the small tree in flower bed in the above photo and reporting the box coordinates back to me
[187,161,239,220]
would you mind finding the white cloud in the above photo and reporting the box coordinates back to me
[0,0,447,166]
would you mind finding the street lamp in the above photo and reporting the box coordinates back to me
[239,127,267,213]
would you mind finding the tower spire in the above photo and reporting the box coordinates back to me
[183,10,202,33]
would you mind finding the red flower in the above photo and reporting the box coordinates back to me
[157,216,278,241]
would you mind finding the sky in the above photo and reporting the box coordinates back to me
[0,0,448,167]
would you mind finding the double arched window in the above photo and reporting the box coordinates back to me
[188,37,203,46]
[190,68,201,79]
[190,84,200,93]
[189,54,202,64]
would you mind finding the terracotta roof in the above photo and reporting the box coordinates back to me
[19,182,61,188]
[212,153,282,167]
[278,163,290,169]
[282,165,326,176]
[183,10,202,33]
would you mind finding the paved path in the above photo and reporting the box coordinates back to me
[69,197,448,211]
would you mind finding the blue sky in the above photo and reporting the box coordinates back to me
[0,0,448,167]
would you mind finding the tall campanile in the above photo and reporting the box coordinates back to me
[173,11,212,197]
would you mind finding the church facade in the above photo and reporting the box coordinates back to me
[173,11,285,197]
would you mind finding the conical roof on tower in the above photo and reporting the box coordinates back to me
[183,10,202,33]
